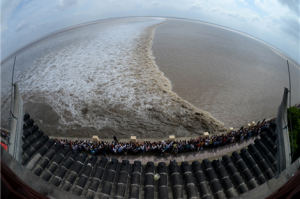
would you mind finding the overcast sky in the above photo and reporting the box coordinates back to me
[1,0,299,63]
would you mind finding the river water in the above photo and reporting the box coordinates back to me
[1,17,299,138]
[152,19,300,128]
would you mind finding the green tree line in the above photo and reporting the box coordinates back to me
[287,107,300,162]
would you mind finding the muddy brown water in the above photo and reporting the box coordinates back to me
[152,19,300,128]
[1,18,299,138]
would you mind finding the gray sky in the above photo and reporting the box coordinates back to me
[1,0,299,63]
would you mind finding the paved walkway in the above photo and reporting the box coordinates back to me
[0,127,10,132]
[49,136,206,143]
[1,137,9,145]
[1,125,258,165]
[103,136,257,165]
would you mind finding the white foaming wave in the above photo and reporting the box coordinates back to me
[19,18,167,129]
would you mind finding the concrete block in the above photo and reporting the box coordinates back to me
[2,149,82,199]
[48,186,82,199]
[284,159,299,180]
[11,163,28,181]
[1,148,14,168]
[24,169,50,196]
[267,171,287,193]
[130,136,137,143]
[25,153,42,170]
[240,182,270,199]
[169,135,175,141]
[92,135,100,143]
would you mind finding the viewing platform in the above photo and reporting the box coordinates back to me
[2,113,283,199]
[2,88,298,199]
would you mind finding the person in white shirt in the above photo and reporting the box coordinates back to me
[113,147,117,154]
[140,145,145,153]
[152,145,157,151]
[157,144,162,150]
[190,144,195,151]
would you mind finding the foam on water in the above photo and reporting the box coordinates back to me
[1,18,225,137]
[10,19,165,125]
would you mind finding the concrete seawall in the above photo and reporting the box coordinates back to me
[1,146,82,199]
[233,157,300,199]
[2,143,300,199]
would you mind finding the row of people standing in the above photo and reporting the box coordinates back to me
[54,118,276,156]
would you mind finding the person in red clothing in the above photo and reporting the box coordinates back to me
[1,142,8,150]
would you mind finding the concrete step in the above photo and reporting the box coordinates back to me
[51,150,80,187]
[231,151,258,190]
[202,159,226,199]
[192,160,213,199]
[26,140,278,199]
[212,159,238,198]
[98,158,118,199]
[61,153,89,191]
[113,160,130,199]
[248,144,275,180]
[32,143,62,176]
[109,161,122,199]
[41,146,72,181]
[23,115,280,199]
[240,148,267,185]
[72,155,98,196]
[22,135,49,165]
[25,138,55,170]
[84,157,109,199]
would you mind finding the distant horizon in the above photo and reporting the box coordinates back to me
[2,16,299,67]
[2,0,298,64]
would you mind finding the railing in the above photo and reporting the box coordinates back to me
[8,82,24,163]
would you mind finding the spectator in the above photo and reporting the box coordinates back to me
[51,118,275,156]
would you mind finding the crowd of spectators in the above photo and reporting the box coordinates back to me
[53,118,276,156]
[1,129,10,139]
[1,129,10,150]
